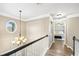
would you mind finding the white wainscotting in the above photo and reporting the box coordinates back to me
[75,40,79,56]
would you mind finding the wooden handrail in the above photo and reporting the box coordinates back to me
[73,36,75,56]
[1,35,48,56]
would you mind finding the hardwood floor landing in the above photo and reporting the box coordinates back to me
[45,40,73,56]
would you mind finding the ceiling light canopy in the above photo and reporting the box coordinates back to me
[53,12,67,20]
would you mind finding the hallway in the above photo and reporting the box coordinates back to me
[45,40,73,56]
[0,3,79,56]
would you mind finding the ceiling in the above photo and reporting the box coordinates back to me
[0,3,79,21]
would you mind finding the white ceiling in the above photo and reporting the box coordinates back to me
[0,3,79,21]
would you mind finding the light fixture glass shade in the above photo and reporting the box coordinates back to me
[12,36,27,45]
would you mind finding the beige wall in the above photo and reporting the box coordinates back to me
[26,17,49,42]
[0,15,51,56]
[66,17,79,49]
[26,17,50,55]
[0,15,26,54]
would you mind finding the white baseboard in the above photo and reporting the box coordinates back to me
[42,47,49,56]
[42,41,55,56]
[64,44,73,56]
[49,41,55,48]
[64,44,73,51]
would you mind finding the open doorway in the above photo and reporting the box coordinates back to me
[53,20,65,41]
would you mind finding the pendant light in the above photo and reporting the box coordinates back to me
[12,10,27,45]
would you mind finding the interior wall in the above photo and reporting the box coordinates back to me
[66,17,79,49]
[26,17,50,55]
[0,15,52,56]
[48,20,54,47]
[0,15,26,54]
[26,17,49,42]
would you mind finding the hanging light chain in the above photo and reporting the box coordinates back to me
[12,10,27,45]
[19,10,22,37]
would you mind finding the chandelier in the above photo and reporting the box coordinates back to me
[12,10,27,45]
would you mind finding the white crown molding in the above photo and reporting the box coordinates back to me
[0,12,50,22]
[0,11,79,22]
[67,13,79,19]
[26,14,50,22]
[0,12,26,21]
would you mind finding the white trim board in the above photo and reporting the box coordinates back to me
[0,12,26,21]
[64,44,73,51]
[42,41,55,56]
[0,12,50,22]
[64,44,73,56]
[0,11,79,22]
[42,47,49,56]
[26,14,50,22]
